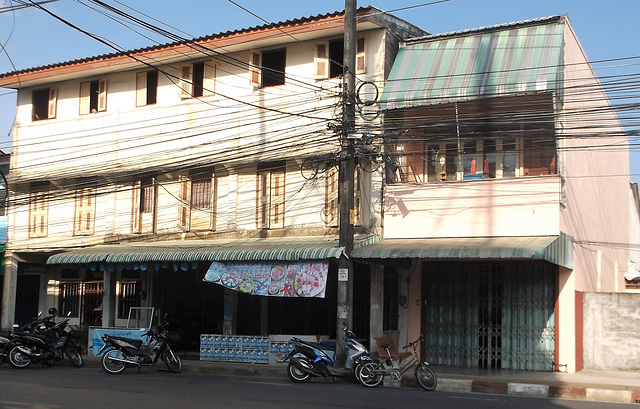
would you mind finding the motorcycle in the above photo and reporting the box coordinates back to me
[285,324,373,383]
[96,317,183,374]
[8,308,84,369]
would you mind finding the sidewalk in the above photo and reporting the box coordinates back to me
[83,355,640,404]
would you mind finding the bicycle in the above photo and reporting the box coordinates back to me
[356,334,437,391]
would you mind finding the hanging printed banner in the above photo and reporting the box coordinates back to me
[204,260,329,298]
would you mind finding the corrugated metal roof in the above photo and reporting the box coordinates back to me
[380,18,564,110]
[46,236,347,265]
[351,234,574,269]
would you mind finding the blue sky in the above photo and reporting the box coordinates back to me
[1,0,638,179]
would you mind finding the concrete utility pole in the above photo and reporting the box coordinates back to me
[336,0,356,366]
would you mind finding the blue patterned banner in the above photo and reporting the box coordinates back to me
[204,261,329,298]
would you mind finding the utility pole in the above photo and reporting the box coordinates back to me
[336,0,356,366]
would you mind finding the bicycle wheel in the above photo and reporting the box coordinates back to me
[415,363,437,391]
[357,361,384,387]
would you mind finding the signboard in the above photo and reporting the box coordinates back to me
[204,261,329,298]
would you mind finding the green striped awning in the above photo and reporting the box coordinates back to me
[380,18,564,110]
[46,237,346,265]
[351,234,573,269]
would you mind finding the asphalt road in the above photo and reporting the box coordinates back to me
[0,363,636,409]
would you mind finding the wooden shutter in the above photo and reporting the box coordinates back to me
[270,168,285,229]
[75,188,95,235]
[178,176,191,231]
[203,59,217,96]
[356,37,366,75]
[97,79,107,112]
[79,82,91,115]
[136,72,147,107]
[132,181,141,233]
[179,65,192,98]
[249,51,261,87]
[257,170,269,228]
[314,42,329,79]
[325,165,338,226]
[47,88,57,119]
[29,192,48,238]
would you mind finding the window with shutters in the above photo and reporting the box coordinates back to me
[250,49,286,88]
[136,71,158,106]
[32,88,57,121]
[132,178,156,234]
[74,187,96,236]
[324,164,338,226]
[29,183,49,238]
[80,79,107,114]
[178,175,191,231]
[257,163,285,229]
[314,38,365,79]
[179,59,217,99]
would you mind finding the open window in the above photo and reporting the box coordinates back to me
[314,37,365,79]
[250,49,286,88]
[80,79,107,114]
[32,88,57,121]
[136,71,158,106]
[179,60,217,98]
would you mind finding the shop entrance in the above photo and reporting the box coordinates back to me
[423,262,556,371]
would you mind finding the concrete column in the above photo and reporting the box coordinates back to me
[102,267,117,327]
[557,266,577,373]
[369,263,384,354]
[1,252,18,330]
[223,288,237,335]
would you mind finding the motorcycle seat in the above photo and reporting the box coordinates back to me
[105,335,144,348]
[295,338,336,352]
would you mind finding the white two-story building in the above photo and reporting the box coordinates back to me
[0,7,426,350]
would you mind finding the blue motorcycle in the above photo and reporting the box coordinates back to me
[286,325,372,383]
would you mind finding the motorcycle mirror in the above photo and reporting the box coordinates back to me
[38,311,43,317]
[67,311,72,317]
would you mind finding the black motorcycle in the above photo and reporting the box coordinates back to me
[8,308,84,369]
[96,318,183,374]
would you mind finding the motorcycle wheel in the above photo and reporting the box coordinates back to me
[8,345,32,369]
[66,344,83,368]
[162,347,183,373]
[102,349,127,374]
[357,361,384,387]
[287,357,312,383]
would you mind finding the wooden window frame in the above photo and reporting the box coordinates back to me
[29,189,48,238]
[32,87,57,121]
[74,187,96,236]
[257,164,285,229]
[80,79,107,114]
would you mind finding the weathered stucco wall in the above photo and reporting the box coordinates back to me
[583,293,640,370]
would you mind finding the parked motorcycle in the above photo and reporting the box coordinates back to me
[97,317,183,374]
[286,324,373,383]
[8,308,84,369]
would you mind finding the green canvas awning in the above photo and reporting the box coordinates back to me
[380,17,564,110]
[46,237,347,265]
[351,234,573,269]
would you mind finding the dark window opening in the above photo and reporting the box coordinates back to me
[89,80,100,112]
[32,89,49,121]
[262,49,286,87]
[192,62,204,97]
[329,39,344,79]
[146,71,158,105]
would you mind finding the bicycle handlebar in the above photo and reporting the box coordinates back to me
[402,334,425,350]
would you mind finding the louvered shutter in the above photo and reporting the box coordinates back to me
[79,82,91,115]
[314,42,329,79]
[249,51,262,87]
[356,38,366,75]
[47,88,57,119]
[203,59,217,96]
[136,72,147,107]
[179,65,192,98]
[97,79,107,112]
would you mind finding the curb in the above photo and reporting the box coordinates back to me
[433,378,640,404]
